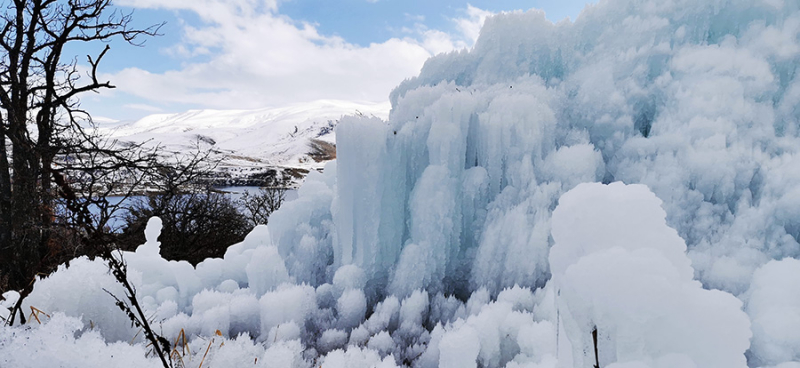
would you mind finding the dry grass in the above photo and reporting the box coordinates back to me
[198,329,224,368]
[27,306,50,324]
[308,139,336,162]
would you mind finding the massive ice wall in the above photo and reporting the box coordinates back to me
[275,0,800,297]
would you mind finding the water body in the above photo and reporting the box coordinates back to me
[216,186,299,202]
[97,186,298,231]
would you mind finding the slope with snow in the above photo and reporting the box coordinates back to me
[4,0,800,367]
[100,100,390,185]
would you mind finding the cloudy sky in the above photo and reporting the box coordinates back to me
[76,0,592,121]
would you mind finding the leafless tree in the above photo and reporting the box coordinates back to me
[0,0,163,293]
[239,186,287,226]
[115,154,244,263]
[0,3,189,366]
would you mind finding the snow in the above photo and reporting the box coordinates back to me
[245,245,292,297]
[259,284,316,343]
[745,258,800,366]
[336,289,367,330]
[439,324,481,368]
[318,329,349,354]
[4,0,800,367]
[551,183,750,368]
[0,314,158,368]
[21,256,143,343]
[549,182,694,283]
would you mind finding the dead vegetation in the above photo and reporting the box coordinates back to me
[308,139,336,162]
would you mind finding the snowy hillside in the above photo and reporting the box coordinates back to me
[100,100,390,185]
[4,0,800,367]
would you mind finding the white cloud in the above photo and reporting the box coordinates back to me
[406,5,493,56]
[122,103,164,113]
[404,13,425,22]
[456,5,493,43]
[104,0,493,111]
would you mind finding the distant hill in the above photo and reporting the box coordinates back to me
[98,100,390,187]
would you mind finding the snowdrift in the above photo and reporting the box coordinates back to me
[4,0,800,367]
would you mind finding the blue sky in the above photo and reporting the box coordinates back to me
[279,1,587,45]
[78,0,593,122]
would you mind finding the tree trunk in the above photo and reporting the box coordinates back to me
[0,123,12,290]
[6,112,42,292]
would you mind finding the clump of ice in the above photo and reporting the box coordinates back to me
[550,182,751,368]
[0,313,158,368]
[21,257,142,343]
[246,245,292,297]
[744,258,800,366]
[548,182,695,285]
[139,217,162,256]
[320,346,400,368]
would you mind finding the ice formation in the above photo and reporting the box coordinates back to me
[4,0,800,366]
[551,183,750,368]
[744,258,800,366]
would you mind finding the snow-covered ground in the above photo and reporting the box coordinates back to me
[4,0,800,367]
[99,100,390,186]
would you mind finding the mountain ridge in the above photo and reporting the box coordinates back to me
[99,99,390,186]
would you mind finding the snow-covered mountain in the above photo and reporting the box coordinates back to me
[99,100,390,186]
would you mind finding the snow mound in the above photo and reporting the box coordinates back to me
[550,183,750,368]
[745,258,800,366]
